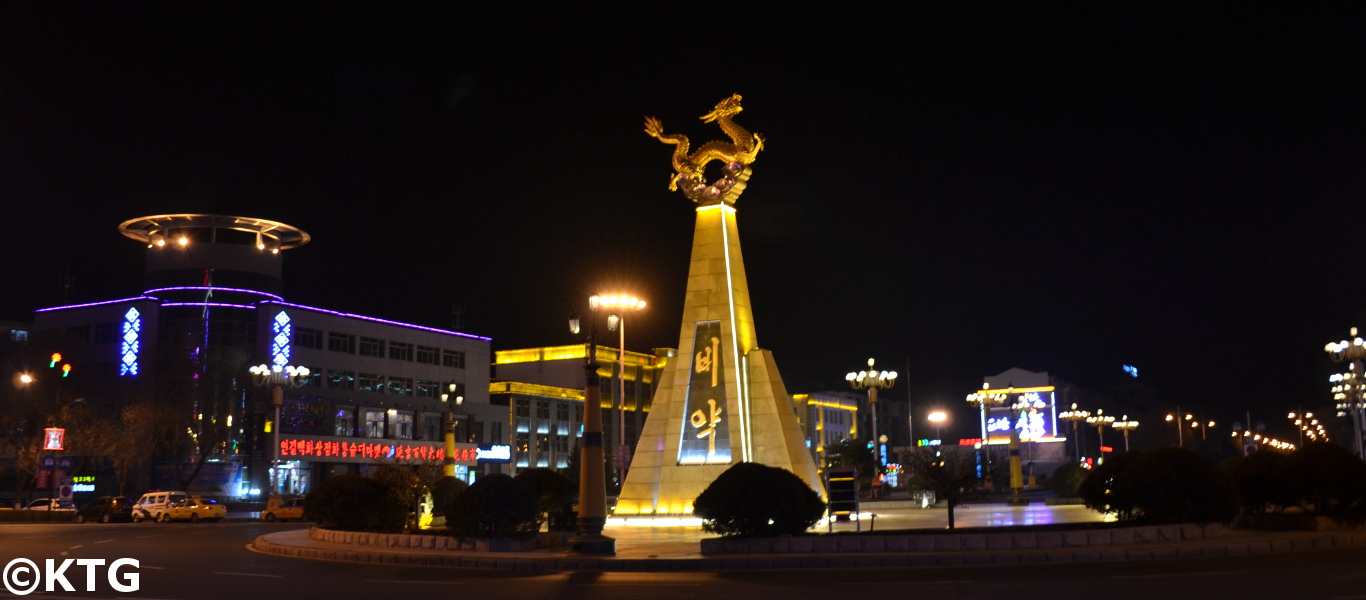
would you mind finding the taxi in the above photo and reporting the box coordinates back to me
[159,497,226,522]
[261,497,306,522]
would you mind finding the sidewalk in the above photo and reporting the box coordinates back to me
[249,501,1366,572]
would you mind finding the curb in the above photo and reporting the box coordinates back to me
[250,528,1366,572]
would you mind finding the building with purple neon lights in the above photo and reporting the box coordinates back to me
[24,214,500,500]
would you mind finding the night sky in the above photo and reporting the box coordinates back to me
[4,3,1366,444]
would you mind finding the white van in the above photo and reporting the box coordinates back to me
[132,491,187,522]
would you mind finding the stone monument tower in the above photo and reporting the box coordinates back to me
[615,95,823,516]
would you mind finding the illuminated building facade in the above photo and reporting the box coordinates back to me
[491,345,669,476]
[969,367,1069,482]
[792,392,861,471]
[25,214,500,500]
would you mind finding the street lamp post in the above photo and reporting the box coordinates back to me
[927,410,947,442]
[847,358,897,485]
[1164,407,1186,447]
[568,295,615,555]
[1058,403,1091,462]
[1326,328,1366,458]
[600,294,645,485]
[1086,410,1115,460]
[1111,416,1139,452]
[249,364,310,510]
[441,382,463,479]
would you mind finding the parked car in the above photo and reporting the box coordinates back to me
[159,497,226,522]
[22,498,70,511]
[132,491,188,522]
[75,496,134,523]
[261,497,306,522]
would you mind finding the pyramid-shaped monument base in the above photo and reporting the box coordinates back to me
[615,204,822,516]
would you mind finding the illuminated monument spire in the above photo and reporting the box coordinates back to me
[616,95,822,515]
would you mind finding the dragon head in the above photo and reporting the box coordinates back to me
[700,94,743,123]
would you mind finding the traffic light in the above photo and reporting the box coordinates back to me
[61,363,72,378]
[49,352,62,368]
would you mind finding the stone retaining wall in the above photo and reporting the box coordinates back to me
[700,523,1226,555]
[309,526,573,552]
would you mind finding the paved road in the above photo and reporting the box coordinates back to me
[3,522,1366,600]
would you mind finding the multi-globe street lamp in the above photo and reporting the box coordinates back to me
[440,382,463,479]
[1058,403,1091,462]
[249,363,310,509]
[1326,328,1366,458]
[1288,411,1327,445]
[1111,416,1139,452]
[567,295,615,555]
[599,293,645,484]
[1085,410,1115,459]
[847,358,897,475]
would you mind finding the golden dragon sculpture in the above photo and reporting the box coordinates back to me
[644,94,765,205]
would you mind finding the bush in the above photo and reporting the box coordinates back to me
[1049,463,1088,498]
[513,468,576,529]
[429,477,468,517]
[1278,442,1366,522]
[447,474,540,537]
[1221,451,1295,514]
[692,462,825,537]
[1082,448,1236,524]
[305,474,407,531]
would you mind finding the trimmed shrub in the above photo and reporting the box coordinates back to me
[305,474,407,531]
[1083,447,1236,524]
[447,474,540,537]
[693,462,825,537]
[1078,451,1141,518]
[1278,442,1366,522]
[429,477,469,517]
[1221,451,1295,514]
[513,468,576,529]
[1049,463,1088,498]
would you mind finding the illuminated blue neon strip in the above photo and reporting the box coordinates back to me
[36,297,154,312]
[259,301,492,341]
[143,286,285,301]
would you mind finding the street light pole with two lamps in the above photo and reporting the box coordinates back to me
[598,294,645,485]
[441,382,463,479]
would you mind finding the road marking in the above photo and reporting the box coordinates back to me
[214,571,283,578]
[364,580,466,585]
[837,581,974,586]
[133,535,160,539]
[1113,570,1249,580]
[67,544,84,549]
[94,539,115,544]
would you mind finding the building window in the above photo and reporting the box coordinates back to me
[414,380,437,398]
[388,342,413,362]
[327,369,355,390]
[334,407,355,437]
[536,401,550,420]
[364,410,386,438]
[94,323,115,344]
[301,370,322,388]
[515,432,530,468]
[556,403,568,422]
[67,325,91,344]
[420,414,441,441]
[386,376,413,397]
[328,332,355,354]
[492,421,504,444]
[358,373,382,393]
[416,345,438,365]
[442,349,465,369]
[359,337,384,358]
[296,327,323,350]
[389,411,414,440]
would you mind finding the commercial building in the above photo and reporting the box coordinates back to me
[21,214,502,501]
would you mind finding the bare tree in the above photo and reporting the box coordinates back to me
[905,446,988,530]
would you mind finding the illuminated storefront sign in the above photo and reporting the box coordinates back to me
[278,435,477,465]
[476,444,511,462]
[983,390,1058,442]
[72,476,95,493]
[678,320,731,465]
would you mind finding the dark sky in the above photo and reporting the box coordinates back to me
[4,3,1366,442]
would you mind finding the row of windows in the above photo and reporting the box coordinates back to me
[303,328,465,368]
[322,369,463,398]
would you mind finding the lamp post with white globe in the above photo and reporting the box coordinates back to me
[846,358,897,480]
[249,364,310,510]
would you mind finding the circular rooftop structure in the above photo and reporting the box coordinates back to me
[119,214,310,251]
